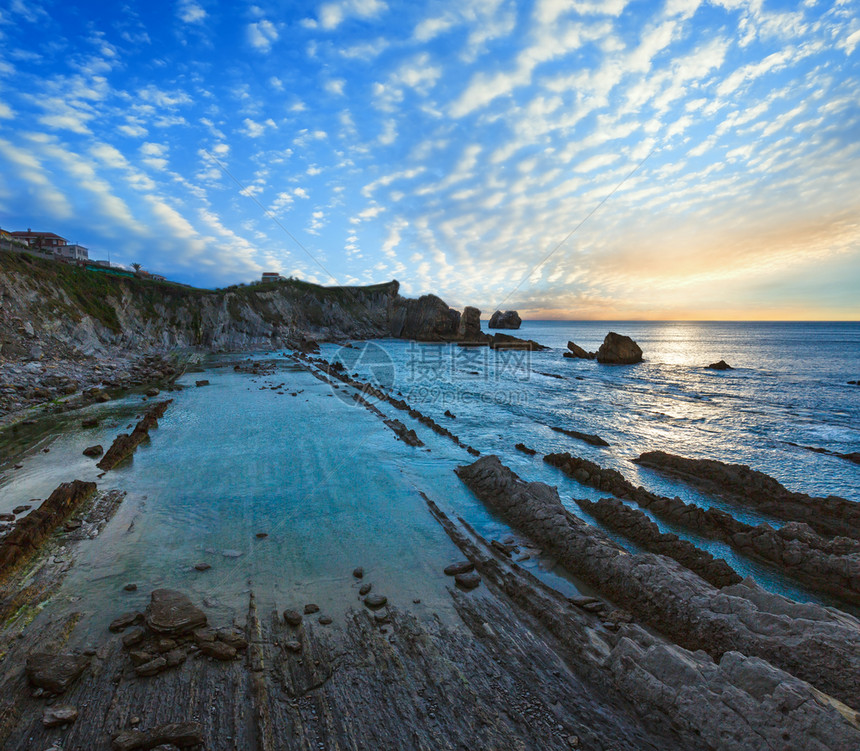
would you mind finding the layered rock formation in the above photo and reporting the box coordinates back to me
[488,310,522,329]
[98,399,173,471]
[0,480,97,576]
[634,451,860,540]
[546,452,860,606]
[574,496,742,588]
[456,455,860,709]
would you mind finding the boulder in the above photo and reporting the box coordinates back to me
[364,593,388,609]
[488,310,522,329]
[596,332,642,364]
[455,571,481,590]
[26,653,89,694]
[444,561,474,576]
[144,589,206,636]
[283,609,303,626]
[707,360,733,370]
[83,444,103,457]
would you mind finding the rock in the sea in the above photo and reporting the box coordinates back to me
[283,609,303,626]
[457,306,483,341]
[359,583,372,596]
[304,603,320,615]
[455,571,481,590]
[515,443,537,456]
[353,566,364,579]
[319,615,333,625]
[145,589,207,636]
[26,653,89,694]
[364,593,387,610]
[42,705,78,728]
[596,332,643,364]
[195,379,210,387]
[444,561,474,576]
[707,360,733,370]
[564,341,595,360]
[81,418,100,428]
[193,562,211,571]
[83,444,104,457]
[145,388,160,397]
[488,310,522,329]
[111,721,203,751]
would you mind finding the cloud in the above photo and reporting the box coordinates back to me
[312,0,388,30]
[247,19,278,51]
[177,0,206,24]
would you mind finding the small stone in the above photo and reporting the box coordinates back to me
[284,640,302,653]
[194,562,211,572]
[42,705,78,728]
[353,567,364,579]
[135,656,168,676]
[364,594,387,610]
[413,599,421,604]
[193,628,217,644]
[200,641,236,661]
[124,583,137,592]
[304,604,320,615]
[83,445,103,457]
[217,630,248,650]
[129,650,155,667]
[122,627,146,648]
[283,609,303,627]
[130,716,141,726]
[255,532,268,539]
[109,612,142,632]
[359,583,371,596]
[443,561,474,576]
[195,380,210,387]
[12,505,31,515]
[82,418,99,428]
[319,616,332,625]
[154,638,177,653]
[455,571,481,590]
[165,648,187,667]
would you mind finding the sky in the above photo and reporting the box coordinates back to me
[0,0,859,320]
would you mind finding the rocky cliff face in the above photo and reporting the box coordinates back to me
[0,251,471,358]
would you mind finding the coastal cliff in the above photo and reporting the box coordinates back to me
[0,250,469,358]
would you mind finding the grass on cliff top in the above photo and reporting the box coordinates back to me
[1,249,398,331]
[0,249,212,332]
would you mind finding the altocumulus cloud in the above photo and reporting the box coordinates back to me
[0,0,857,318]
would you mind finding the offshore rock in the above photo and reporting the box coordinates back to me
[707,360,733,370]
[144,589,207,636]
[98,400,172,471]
[456,455,860,709]
[458,306,484,341]
[564,341,596,359]
[488,310,522,329]
[389,294,460,341]
[596,332,643,364]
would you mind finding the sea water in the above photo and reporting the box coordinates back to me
[0,321,857,634]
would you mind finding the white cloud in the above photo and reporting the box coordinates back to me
[177,0,206,24]
[247,20,278,52]
[314,0,388,30]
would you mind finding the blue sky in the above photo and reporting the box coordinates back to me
[1,0,858,319]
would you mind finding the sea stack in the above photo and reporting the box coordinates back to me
[596,332,643,364]
[488,310,522,329]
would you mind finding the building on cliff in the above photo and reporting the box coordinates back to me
[10,229,68,251]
